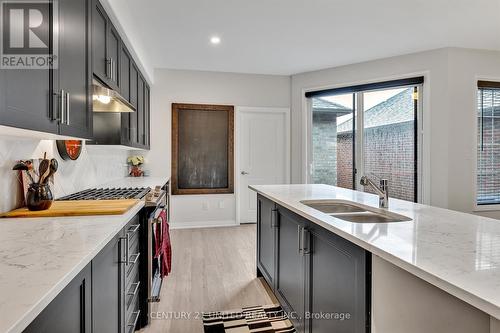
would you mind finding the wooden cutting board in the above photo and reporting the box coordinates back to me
[0,199,140,218]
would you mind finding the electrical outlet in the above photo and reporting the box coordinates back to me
[202,201,209,210]
[218,200,224,209]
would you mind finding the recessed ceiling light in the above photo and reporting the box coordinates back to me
[210,36,221,45]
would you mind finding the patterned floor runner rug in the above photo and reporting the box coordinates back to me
[202,304,296,333]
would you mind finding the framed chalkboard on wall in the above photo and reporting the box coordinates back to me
[171,103,234,195]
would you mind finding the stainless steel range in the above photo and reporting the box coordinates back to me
[57,187,151,200]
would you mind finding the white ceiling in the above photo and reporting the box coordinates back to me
[114,0,500,75]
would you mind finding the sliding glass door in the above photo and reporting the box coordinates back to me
[310,93,355,188]
[308,80,422,202]
[361,87,418,202]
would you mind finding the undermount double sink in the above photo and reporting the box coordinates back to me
[300,200,411,223]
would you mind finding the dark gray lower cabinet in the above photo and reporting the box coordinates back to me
[92,231,125,333]
[308,224,369,333]
[23,263,92,333]
[23,215,142,333]
[256,198,371,333]
[275,207,308,333]
[256,195,277,286]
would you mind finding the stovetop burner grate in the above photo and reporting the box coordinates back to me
[57,187,151,201]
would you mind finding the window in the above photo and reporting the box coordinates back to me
[477,81,500,205]
[311,93,355,188]
[307,77,422,202]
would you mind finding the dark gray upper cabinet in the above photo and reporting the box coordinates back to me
[92,1,108,83]
[0,0,92,138]
[89,1,150,150]
[257,195,277,287]
[307,224,369,333]
[0,2,56,133]
[92,231,125,333]
[120,45,132,145]
[23,263,92,333]
[92,0,120,90]
[144,84,150,148]
[107,24,121,90]
[0,0,149,144]
[56,0,92,138]
[275,208,308,333]
[120,46,131,101]
[0,68,57,133]
[128,63,138,143]
[137,75,145,146]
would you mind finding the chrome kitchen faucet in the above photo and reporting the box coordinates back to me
[360,176,389,208]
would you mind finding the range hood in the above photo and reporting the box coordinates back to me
[88,80,136,147]
[92,82,135,113]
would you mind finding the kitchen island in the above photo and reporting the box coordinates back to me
[251,184,500,333]
[0,176,168,333]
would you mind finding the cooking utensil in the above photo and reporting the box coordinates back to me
[38,154,50,184]
[12,162,28,171]
[41,159,58,184]
[12,162,35,184]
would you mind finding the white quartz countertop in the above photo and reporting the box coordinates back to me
[250,184,500,320]
[0,176,169,333]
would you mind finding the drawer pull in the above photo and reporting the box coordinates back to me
[128,252,140,266]
[128,281,140,296]
[119,236,129,265]
[128,310,140,333]
[128,224,140,234]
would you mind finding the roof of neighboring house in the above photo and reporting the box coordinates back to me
[337,88,414,133]
[312,98,352,116]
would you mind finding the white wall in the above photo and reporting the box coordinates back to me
[291,47,500,218]
[147,69,290,227]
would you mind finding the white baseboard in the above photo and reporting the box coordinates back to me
[170,220,238,230]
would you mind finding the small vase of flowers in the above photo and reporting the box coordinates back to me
[127,156,145,177]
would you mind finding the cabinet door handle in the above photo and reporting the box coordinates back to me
[65,92,70,125]
[297,225,302,254]
[302,228,310,255]
[271,208,278,228]
[60,89,66,124]
[106,58,111,79]
[79,279,86,333]
[51,91,60,121]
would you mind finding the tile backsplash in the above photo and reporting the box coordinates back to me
[0,136,130,213]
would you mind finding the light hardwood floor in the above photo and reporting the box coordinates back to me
[140,224,275,333]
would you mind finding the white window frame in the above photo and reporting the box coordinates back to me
[473,80,500,211]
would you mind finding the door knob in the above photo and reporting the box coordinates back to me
[241,171,249,175]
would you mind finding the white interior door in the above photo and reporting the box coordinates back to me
[237,107,290,223]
